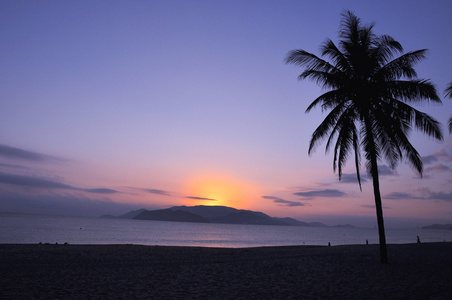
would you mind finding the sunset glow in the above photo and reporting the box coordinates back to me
[185,174,259,209]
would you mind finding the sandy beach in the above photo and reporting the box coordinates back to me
[1,243,451,299]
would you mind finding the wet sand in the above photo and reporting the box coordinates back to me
[1,243,451,299]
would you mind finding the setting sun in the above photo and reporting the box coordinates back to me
[184,174,258,209]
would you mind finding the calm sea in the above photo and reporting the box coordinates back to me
[1,212,451,247]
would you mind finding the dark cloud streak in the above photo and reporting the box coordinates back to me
[0,172,76,190]
[384,192,424,200]
[262,196,307,207]
[339,173,368,183]
[0,171,119,194]
[294,189,346,198]
[127,187,171,196]
[142,188,170,196]
[185,196,217,201]
[422,148,452,164]
[0,144,66,163]
[84,188,118,194]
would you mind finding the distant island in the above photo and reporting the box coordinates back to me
[421,224,452,230]
[101,205,356,228]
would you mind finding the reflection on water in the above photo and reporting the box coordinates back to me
[1,212,451,247]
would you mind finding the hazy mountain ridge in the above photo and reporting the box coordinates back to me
[103,205,349,227]
[101,208,147,219]
[421,224,452,230]
[134,208,210,223]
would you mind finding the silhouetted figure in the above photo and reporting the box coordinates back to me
[417,236,421,244]
[366,239,368,245]
[328,242,331,246]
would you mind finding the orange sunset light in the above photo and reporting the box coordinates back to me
[184,174,259,209]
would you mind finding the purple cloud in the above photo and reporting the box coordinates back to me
[0,172,75,190]
[0,144,66,163]
[337,165,394,184]
[128,187,171,196]
[428,191,452,202]
[383,189,452,202]
[424,164,451,174]
[143,189,170,196]
[378,165,397,176]
[338,173,368,183]
[84,188,119,194]
[185,196,217,201]
[384,192,424,200]
[294,189,346,199]
[262,196,307,207]
[0,171,119,194]
[422,148,452,164]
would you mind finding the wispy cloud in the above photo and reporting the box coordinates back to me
[383,189,452,202]
[424,164,452,174]
[428,191,452,202]
[0,171,119,194]
[294,189,346,199]
[143,189,170,196]
[0,144,66,163]
[0,163,30,170]
[384,192,424,200]
[336,165,394,184]
[0,172,75,190]
[422,148,452,164]
[185,196,217,201]
[338,173,368,184]
[84,188,119,194]
[127,187,171,196]
[378,165,397,176]
[0,189,148,217]
[262,196,307,207]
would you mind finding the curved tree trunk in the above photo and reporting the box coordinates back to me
[364,116,389,264]
[370,153,389,264]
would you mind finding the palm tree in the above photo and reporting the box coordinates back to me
[446,82,452,133]
[286,11,443,264]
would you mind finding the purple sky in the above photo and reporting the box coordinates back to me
[1,0,451,227]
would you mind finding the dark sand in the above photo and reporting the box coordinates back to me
[1,243,451,299]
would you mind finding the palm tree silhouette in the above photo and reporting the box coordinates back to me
[446,82,452,133]
[286,11,443,263]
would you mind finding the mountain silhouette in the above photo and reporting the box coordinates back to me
[134,208,209,223]
[105,205,332,227]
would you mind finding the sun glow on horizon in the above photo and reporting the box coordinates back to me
[184,174,258,209]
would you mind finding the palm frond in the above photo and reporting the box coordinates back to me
[445,82,452,98]
[448,116,452,134]
[285,50,335,72]
[308,104,347,155]
[375,50,428,80]
[305,88,348,112]
[352,126,362,191]
[298,70,343,89]
[321,39,349,72]
[325,104,351,153]
[386,79,441,104]
[446,82,452,134]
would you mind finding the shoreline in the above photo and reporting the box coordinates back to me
[2,243,451,299]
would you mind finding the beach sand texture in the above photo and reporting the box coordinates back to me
[1,243,451,299]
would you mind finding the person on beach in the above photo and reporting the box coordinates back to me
[417,236,421,244]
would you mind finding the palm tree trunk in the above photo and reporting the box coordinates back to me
[364,116,389,264]
[370,153,389,264]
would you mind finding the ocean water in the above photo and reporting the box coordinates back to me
[1,212,451,247]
